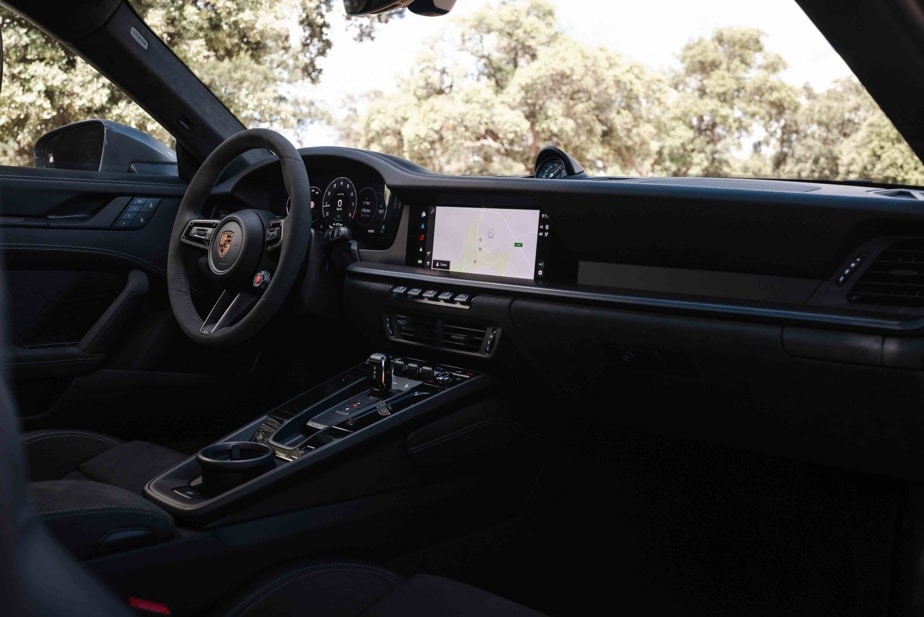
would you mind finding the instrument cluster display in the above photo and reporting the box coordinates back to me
[222,154,403,250]
[309,169,393,241]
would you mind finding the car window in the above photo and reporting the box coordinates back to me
[0,9,173,168]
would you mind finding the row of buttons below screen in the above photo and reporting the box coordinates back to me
[391,358,472,384]
[391,285,471,305]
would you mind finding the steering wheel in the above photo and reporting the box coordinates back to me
[167,128,312,347]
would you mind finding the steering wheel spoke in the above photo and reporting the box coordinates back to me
[181,219,220,250]
[265,218,284,251]
[200,290,259,336]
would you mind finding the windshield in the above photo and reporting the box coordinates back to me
[3,0,923,185]
[312,0,924,184]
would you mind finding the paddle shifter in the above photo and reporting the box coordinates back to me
[368,352,393,397]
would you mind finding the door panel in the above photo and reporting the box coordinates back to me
[0,166,256,449]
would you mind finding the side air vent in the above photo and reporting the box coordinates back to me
[848,238,924,306]
[385,314,499,356]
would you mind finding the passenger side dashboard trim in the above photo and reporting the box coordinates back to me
[346,262,924,333]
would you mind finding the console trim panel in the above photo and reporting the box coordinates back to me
[144,355,491,522]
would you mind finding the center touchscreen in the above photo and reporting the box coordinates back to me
[419,206,546,280]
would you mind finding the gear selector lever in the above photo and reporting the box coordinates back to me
[367,352,392,397]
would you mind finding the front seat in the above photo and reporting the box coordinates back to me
[22,427,188,495]
[0,329,548,617]
[19,428,189,560]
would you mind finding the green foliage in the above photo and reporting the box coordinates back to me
[507,40,667,175]
[343,0,667,176]
[842,113,924,185]
[460,0,560,92]
[0,0,391,165]
[0,0,922,185]
[0,11,163,164]
[766,78,924,184]
[653,27,800,177]
[340,0,924,184]
[135,0,332,130]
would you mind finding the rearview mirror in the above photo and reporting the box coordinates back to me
[343,0,454,16]
[408,0,455,15]
[343,0,412,15]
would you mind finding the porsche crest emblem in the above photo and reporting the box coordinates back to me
[218,230,234,257]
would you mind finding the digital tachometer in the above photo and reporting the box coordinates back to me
[321,177,357,225]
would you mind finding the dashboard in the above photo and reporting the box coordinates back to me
[205,145,924,481]
[214,147,924,329]
[3,136,916,487]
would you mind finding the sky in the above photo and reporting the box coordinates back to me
[304,0,854,145]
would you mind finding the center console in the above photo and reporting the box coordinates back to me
[145,352,491,522]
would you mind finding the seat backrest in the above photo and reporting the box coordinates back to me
[0,275,135,616]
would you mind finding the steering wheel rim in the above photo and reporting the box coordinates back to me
[167,128,312,347]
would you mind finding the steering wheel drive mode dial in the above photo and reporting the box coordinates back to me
[321,176,357,226]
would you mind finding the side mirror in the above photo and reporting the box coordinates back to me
[34,119,177,175]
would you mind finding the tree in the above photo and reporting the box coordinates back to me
[0,0,391,165]
[340,0,667,176]
[507,40,667,175]
[653,27,801,177]
[842,113,924,185]
[767,78,878,179]
[770,77,924,183]
[0,11,157,165]
[459,0,559,92]
[342,9,924,184]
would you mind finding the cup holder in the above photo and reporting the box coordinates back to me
[196,441,275,496]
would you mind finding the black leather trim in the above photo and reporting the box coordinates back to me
[0,243,166,276]
[207,559,548,617]
[30,480,176,560]
[23,429,122,482]
[405,399,548,480]
[80,440,190,495]
[5,345,107,379]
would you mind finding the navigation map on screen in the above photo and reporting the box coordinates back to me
[430,206,540,280]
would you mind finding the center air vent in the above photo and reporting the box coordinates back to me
[848,238,924,306]
[385,314,499,356]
